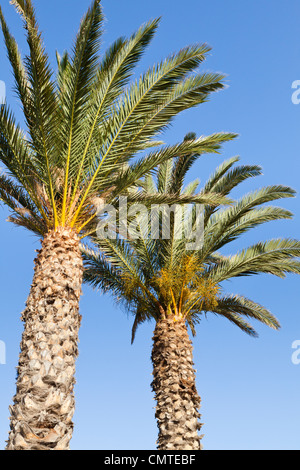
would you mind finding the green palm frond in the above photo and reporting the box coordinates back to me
[208,238,300,282]
[201,185,296,258]
[60,0,103,224]
[67,19,161,210]
[125,191,231,207]
[82,244,127,294]
[208,294,281,336]
[84,132,237,210]
[0,105,33,181]
[0,106,51,224]
[0,5,32,127]
[202,157,262,224]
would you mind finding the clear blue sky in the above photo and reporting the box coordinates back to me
[0,0,299,450]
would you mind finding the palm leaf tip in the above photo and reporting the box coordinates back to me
[184,132,197,141]
[211,294,281,335]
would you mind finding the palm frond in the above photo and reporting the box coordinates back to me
[10,0,60,224]
[208,238,300,282]
[0,5,32,128]
[209,294,281,335]
[72,132,237,232]
[202,185,296,257]
[67,19,160,211]
[59,0,103,224]
[0,105,51,224]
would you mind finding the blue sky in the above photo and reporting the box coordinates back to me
[0,0,299,450]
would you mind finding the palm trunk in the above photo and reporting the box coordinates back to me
[6,227,83,450]
[151,317,203,450]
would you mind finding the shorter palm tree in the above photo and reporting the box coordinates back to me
[83,141,300,450]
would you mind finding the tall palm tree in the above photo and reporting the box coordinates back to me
[83,144,300,450]
[0,0,235,450]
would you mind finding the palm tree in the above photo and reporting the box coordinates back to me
[83,144,300,450]
[0,0,235,450]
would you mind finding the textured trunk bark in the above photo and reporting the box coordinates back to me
[6,227,83,450]
[151,317,203,450]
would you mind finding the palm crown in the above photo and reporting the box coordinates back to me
[0,0,236,239]
[83,137,300,340]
